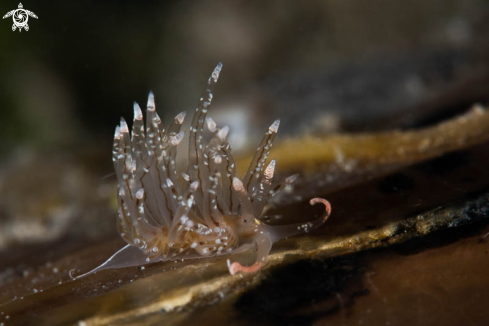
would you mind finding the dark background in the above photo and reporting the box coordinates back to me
[1,0,488,153]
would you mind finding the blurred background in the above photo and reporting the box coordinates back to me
[2,1,489,324]
[1,0,489,270]
[2,0,489,150]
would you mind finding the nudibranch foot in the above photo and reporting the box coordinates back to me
[228,260,264,275]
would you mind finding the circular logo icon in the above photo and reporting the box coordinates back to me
[2,3,38,32]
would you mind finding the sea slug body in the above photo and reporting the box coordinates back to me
[70,63,331,279]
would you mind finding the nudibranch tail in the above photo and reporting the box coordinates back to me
[69,244,149,280]
[71,62,332,280]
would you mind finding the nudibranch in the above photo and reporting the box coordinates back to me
[70,63,331,279]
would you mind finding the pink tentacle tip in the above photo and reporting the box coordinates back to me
[227,259,264,275]
[69,269,77,281]
[309,197,332,221]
